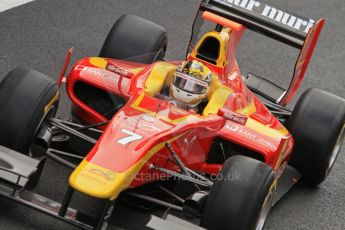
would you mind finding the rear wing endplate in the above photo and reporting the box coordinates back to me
[190,0,325,105]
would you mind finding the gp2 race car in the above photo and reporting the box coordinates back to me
[0,0,344,230]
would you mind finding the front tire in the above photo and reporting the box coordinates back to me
[0,67,59,154]
[201,155,275,230]
[287,88,345,186]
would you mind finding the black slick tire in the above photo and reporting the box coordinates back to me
[201,155,275,230]
[0,67,59,154]
[287,88,345,186]
[99,14,167,64]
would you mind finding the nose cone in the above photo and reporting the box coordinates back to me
[69,160,140,200]
[68,94,199,199]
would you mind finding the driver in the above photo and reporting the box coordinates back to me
[169,60,213,110]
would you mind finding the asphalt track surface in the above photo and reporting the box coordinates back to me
[0,0,344,229]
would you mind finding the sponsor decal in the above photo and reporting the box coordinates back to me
[227,123,239,132]
[120,77,131,94]
[136,75,147,89]
[106,64,134,78]
[228,71,239,81]
[74,65,86,71]
[80,173,107,186]
[76,65,121,85]
[182,131,198,155]
[227,123,277,149]
[210,0,315,33]
[87,168,116,182]
[223,110,248,125]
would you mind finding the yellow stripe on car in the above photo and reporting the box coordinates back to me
[203,86,233,116]
[144,62,177,96]
[246,118,289,138]
[44,91,60,114]
[89,57,108,69]
[69,133,186,200]
[131,93,197,125]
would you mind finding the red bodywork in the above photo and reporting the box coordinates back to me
[65,26,295,193]
[61,7,325,198]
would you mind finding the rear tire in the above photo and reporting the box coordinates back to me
[287,88,345,186]
[99,14,167,64]
[201,155,275,230]
[0,67,59,154]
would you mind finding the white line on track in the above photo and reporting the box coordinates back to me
[0,0,33,13]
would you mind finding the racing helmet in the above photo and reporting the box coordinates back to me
[170,60,212,106]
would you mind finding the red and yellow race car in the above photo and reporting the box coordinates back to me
[0,1,344,230]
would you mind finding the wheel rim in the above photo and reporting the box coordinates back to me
[327,123,345,173]
[255,189,273,230]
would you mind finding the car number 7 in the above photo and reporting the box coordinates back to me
[117,129,143,145]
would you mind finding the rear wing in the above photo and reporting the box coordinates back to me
[189,0,325,105]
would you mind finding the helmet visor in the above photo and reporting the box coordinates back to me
[183,61,204,72]
[173,72,208,94]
